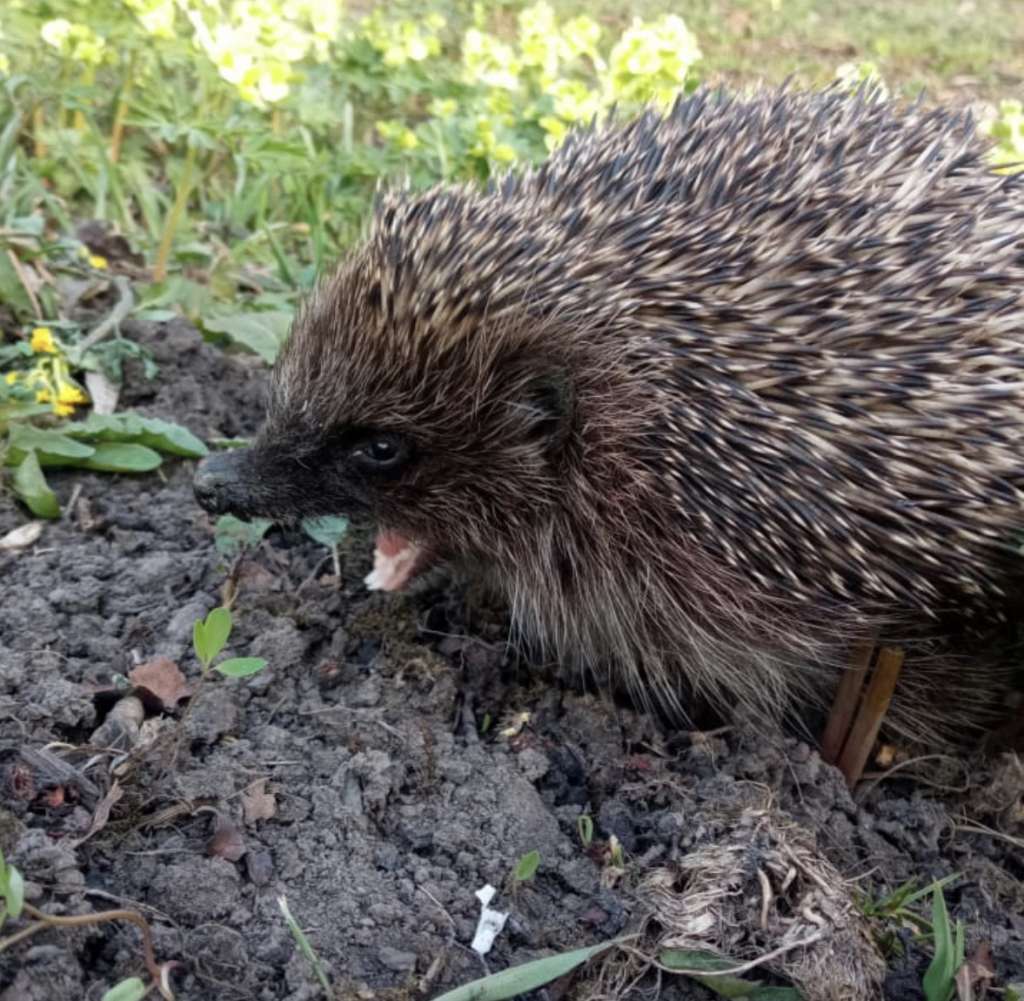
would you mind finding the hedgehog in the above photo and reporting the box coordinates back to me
[193,86,1024,747]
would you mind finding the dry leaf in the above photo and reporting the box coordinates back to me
[128,657,191,710]
[242,779,277,824]
[0,522,44,550]
[71,780,123,848]
[208,813,246,861]
[956,942,994,1000]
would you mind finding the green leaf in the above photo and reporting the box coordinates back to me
[67,413,208,458]
[577,815,594,847]
[101,978,148,1001]
[4,863,24,919]
[202,310,294,365]
[11,451,60,518]
[75,443,163,473]
[0,248,33,322]
[514,850,540,882]
[432,940,620,1001]
[0,400,51,431]
[278,895,333,997]
[214,514,273,557]
[1006,983,1024,1001]
[659,950,803,999]
[923,888,956,1001]
[301,515,349,548]
[215,657,268,678]
[6,424,94,466]
[195,606,232,667]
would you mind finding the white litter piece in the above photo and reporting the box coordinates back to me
[0,522,44,550]
[85,370,120,415]
[470,884,509,957]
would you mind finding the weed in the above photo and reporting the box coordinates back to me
[922,884,966,1001]
[860,875,974,1001]
[859,873,960,952]
[278,894,333,999]
[0,851,24,923]
[577,813,594,848]
[513,849,541,883]
[101,979,148,1001]
[173,605,267,763]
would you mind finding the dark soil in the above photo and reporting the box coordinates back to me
[1,317,1022,1001]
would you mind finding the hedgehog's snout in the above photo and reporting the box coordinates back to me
[194,449,256,518]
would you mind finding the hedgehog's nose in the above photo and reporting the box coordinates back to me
[193,451,248,516]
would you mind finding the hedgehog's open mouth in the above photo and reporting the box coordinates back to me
[364,529,433,592]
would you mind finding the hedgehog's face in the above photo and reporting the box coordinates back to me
[193,266,577,590]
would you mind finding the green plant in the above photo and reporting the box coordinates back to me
[278,894,332,998]
[0,851,24,924]
[101,978,148,1001]
[0,0,705,350]
[984,99,1024,173]
[4,411,207,517]
[577,814,594,848]
[513,849,541,883]
[192,605,267,679]
[432,938,622,1001]
[859,873,960,955]
[922,884,965,1001]
[173,605,267,762]
[859,875,971,1001]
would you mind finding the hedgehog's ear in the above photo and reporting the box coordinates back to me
[520,368,575,452]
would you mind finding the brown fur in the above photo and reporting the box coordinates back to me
[206,87,1024,746]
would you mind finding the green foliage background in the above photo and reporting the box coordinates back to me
[0,1,1020,516]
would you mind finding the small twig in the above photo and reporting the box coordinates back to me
[837,646,905,788]
[64,483,84,522]
[820,639,875,764]
[756,868,773,931]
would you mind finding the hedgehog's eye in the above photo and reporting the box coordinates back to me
[349,432,410,474]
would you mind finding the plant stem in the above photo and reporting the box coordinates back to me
[153,140,198,282]
[171,665,210,768]
[0,903,171,999]
[110,52,137,164]
[73,67,95,133]
[32,104,46,159]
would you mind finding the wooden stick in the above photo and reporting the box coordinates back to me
[820,639,876,764]
[837,646,906,788]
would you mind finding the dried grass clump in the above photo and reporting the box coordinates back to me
[579,807,885,1001]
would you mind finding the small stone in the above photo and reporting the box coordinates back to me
[377,946,417,972]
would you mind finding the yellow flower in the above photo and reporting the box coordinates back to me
[88,254,109,269]
[57,383,89,406]
[30,327,57,354]
[4,371,19,385]
[36,387,52,403]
